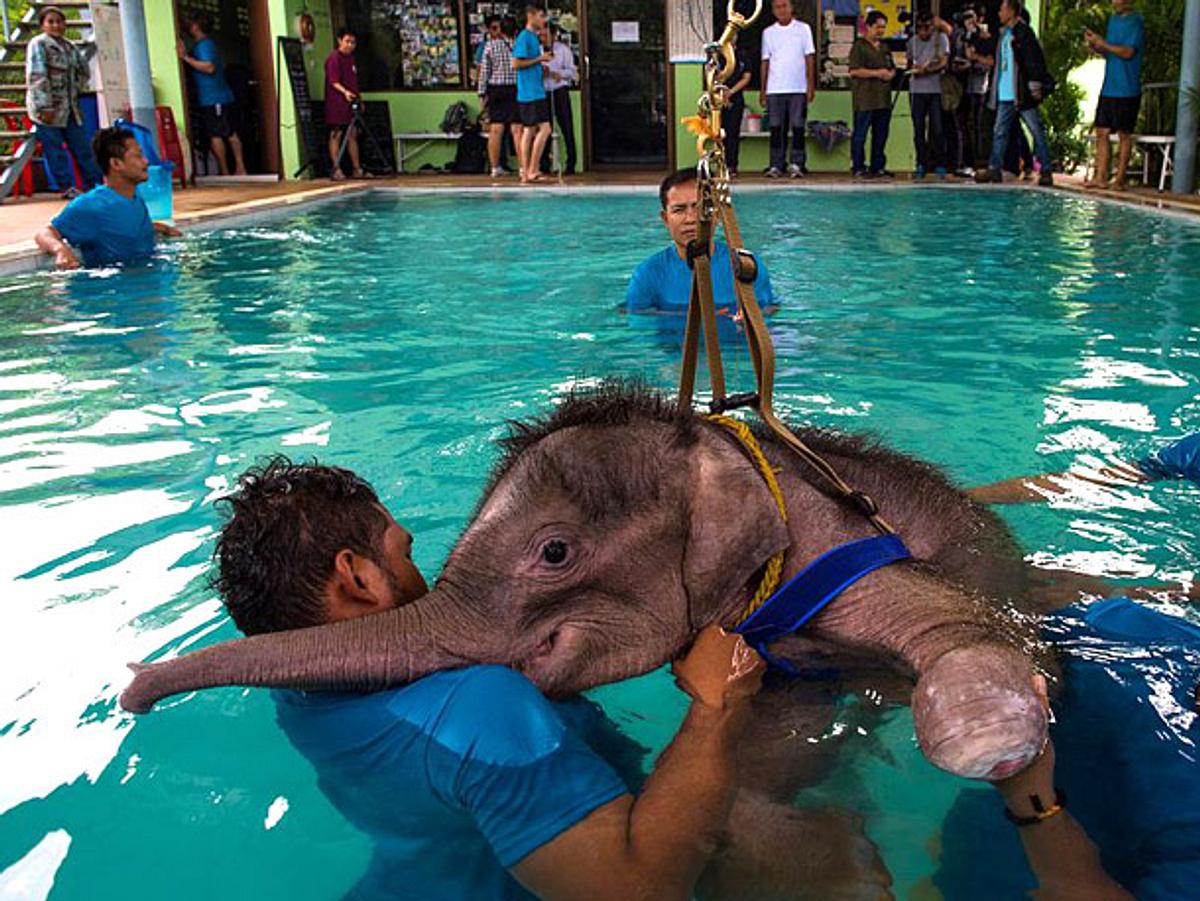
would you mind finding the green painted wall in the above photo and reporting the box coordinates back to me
[672,63,917,174]
[358,90,585,173]
[144,1,190,178]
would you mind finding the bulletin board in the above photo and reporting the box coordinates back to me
[395,1,463,87]
[463,1,581,88]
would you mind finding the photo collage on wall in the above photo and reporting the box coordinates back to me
[464,1,580,88]
[395,1,463,87]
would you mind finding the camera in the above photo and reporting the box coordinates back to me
[349,98,363,113]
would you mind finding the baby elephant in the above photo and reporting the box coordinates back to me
[122,383,1048,783]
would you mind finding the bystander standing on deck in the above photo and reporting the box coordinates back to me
[759,0,815,179]
[1083,0,1145,190]
[907,11,949,180]
[24,5,103,199]
[848,11,895,179]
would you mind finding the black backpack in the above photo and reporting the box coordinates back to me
[440,101,470,134]
[451,127,488,174]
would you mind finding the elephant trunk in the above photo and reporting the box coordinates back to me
[813,569,1047,781]
[120,587,480,713]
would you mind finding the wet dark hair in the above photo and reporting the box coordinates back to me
[659,167,697,209]
[92,126,135,176]
[211,456,390,635]
[189,12,213,34]
[865,10,887,26]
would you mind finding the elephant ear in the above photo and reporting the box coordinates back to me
[681,430,791,628]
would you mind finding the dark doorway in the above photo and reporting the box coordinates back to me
[177,0,274,175]
[584,0,668,167]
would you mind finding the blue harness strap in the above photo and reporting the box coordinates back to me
[734,534,912,664]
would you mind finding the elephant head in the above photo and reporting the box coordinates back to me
[121,384,1046,781]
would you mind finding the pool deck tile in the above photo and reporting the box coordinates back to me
[2,170,1198,272]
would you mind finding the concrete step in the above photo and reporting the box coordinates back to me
[0,131,31,140]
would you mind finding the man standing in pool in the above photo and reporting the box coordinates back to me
[511,5,554,183]
[34,126,181,270]
[626,169,776,315]
[209,457,765,901]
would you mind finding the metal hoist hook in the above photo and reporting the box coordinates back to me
[677,0,895,536]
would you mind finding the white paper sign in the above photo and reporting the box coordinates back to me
[612,21,640,43]
[90,3,129,124]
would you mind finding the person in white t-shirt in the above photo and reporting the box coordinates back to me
[758,0,816,178]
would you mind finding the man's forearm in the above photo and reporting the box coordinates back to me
[512,57,539,70]
[620,703,745,895]
[35,226,67,256]
[1014,815,1133,900]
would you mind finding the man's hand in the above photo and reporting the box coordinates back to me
[672,625,764,710]
[176,38,186,60]
[757,90,766,108]
[154,222,183,238]
[1083,27,1100,50]
[806,87,816,105]
[880,68,893,81]
[53,246,80,270]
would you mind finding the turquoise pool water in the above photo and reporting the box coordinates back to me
[0,188,1197,898]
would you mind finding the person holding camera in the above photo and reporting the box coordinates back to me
[907,11,949,179]
[1084,0,1145,190]
[975,0,1054,186]
[961,7,994,172]
[848,10,895,179]
[324,27,365,180]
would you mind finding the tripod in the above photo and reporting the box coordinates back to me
[332,101,394,177]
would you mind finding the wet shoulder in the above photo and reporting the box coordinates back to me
[404,666,569,767]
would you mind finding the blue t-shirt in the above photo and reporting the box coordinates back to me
[626,241,776,314]
[51,185,156,268]
[1100,12,1145,98]
[273,666,628,901]
[191,37,235,107]
[513,29,546,103]
[935,598,1200,900]
[996,29,1016,103]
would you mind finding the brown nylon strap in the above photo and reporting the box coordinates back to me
[718,202,895,536]
[679,208,727,410]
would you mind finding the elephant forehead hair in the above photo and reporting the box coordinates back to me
[481,380,701,520]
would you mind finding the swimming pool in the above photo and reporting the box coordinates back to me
[0,187,1197,898]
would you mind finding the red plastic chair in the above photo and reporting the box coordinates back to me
[1,100,35,197]
[155,106,187,188]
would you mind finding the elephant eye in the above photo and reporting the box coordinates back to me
[540,539,569,566]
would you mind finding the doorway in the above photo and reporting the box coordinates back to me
[583,0,668,167]
[176,0,277,176]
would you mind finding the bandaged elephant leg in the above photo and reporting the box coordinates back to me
[697,793,893,901]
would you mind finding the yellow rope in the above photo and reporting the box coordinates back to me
[707,414,788,625]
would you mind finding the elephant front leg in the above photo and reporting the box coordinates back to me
[697,792,894,901]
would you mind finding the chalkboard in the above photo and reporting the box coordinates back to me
[277,36,324,177]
